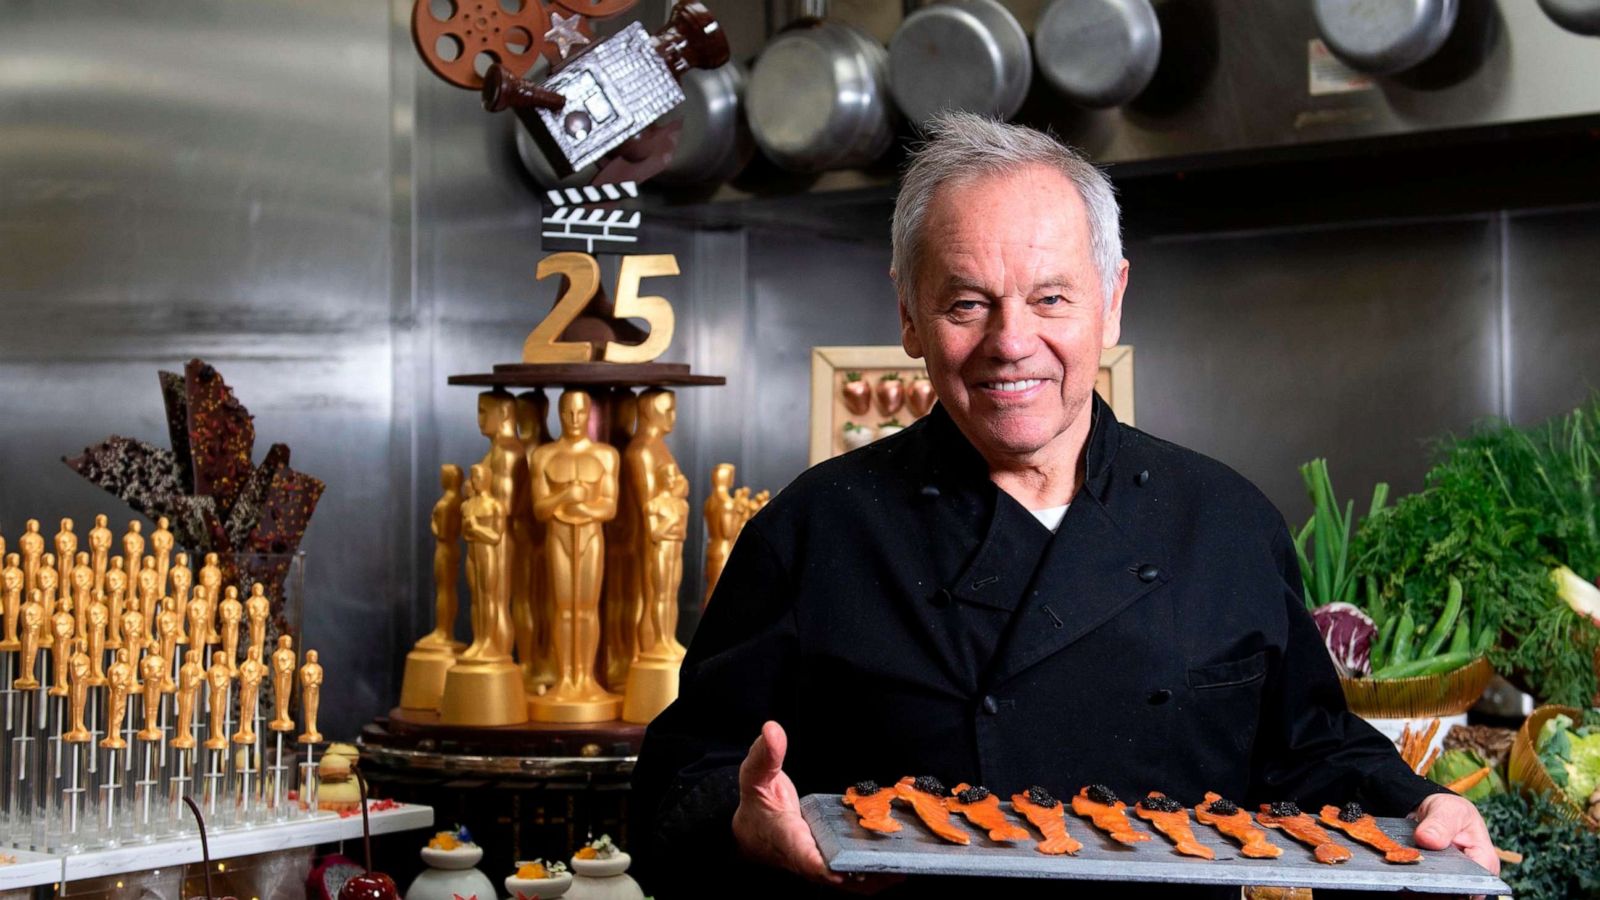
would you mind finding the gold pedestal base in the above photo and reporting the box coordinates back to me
[621,657,681,724]
[439,659,528,726]
[399,645,460,711]
[528,683,622,724]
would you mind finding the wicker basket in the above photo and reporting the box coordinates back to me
[1509,704,1600,831]
[1339,655,1494,719]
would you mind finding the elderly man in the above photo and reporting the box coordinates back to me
[630,113,1495,898]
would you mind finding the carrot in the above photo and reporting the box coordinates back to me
[1418,746,1441,777]
[1445,765,1493,794]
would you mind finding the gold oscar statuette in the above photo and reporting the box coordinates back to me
[37,562,58,647]
[186,587,209,653]
[703,463,739,605]
[170,553,193,644]
[20,520,44,600]
[0,554,22,650]
[234,645,265,745]
[120,521,145,587]
[137,557,159,633]
[65,640,92,742]
[151,516,174,598]
[204,651,231,750]
[157,598,181,692]
[246,583,269,659]
[601,388,640,694]
[16,591,44,689]
[528,390,623,723]
[70,552,93,642]
[138,651,165,740]
[198,553,223,641]
[50,601,75,696]
[121,609,146,691]
[105,557,127,649]
[219,586,242,676]
[88,514,112,600]
[400,465,467,712]
[270,635,296,732]
[619,390,687,723]
[101,648,133,749]
[54,519,76,609]
[173,649,205,749]
[298,649,323,744]
[86,598,108,685]
[516,389,557,693]
[438,460,529,726]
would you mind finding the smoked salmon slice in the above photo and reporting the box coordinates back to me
[1257,802,1353,864]
[946,783,1028,842]
[894,776,970,845]
[1194,792,1282,859]
[842,780,899,834]
[1319,803,1421,864]
[1070,785,1151,846]
[1133,792,1215,859]
[1011,786,1083,856]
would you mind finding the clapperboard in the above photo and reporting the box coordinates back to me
[542,181,644,254]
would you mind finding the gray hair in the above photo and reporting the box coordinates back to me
[892,111,1123,310]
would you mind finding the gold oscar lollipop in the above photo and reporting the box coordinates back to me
[65,640,92,742]
[198,553,223,641]
[137,652,165,740]
[297,649,323,743]
[70,552,94,642]
[136,557,160,636]
[245,583,269,659]
[203,651,231,750]
[16,591,44,689]
[120,522,144,594]
[219,587,242,676]
[88,515,112,599]
[157,598,181,692]
[172,649,205,749]
[186,587,210,651]
[0,554,22,650]
[53,519,76,607]
[105,557,127,648]
[86,598,108,685]
[170,553,193,644]
[151,516,174,598]
[270,635,296,731]
[100,648,132,749]
[120,609,146,691]
[19,519,44,599]
[37,560,58,647]
[234,645,265,745]
[50,599,76,696]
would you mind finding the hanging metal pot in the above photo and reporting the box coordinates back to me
[888,0,1032,125]
[656,62,755,186]
[1312,0,1460,75]
[1537,0,1600,36]
[747,9,896,173]
[1033,0,1162,109]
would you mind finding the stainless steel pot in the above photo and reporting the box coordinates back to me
[1033,0,1162,109]
[889,0,1032,125]
[1537,0,1600,36]
[1312,0,1460,74]
[656,62,754,186]
[747,19,896,172]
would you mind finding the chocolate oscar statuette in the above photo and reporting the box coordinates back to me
[621,389,687,723]
[246,583,269,659]
[16,591,44,688]
[100,648,132,750]
[54,519,77,612]
[198,552,223,641]
[234,645,264,745]
[89,514,112,600]
[219,586,242,676]
[105,557,127,649]
[138,651,165,741]
[1,554,22,650]
[151,516,174,599]
[204,651,231,751]
[121,609,146,691]
[170,553,193,644]
[438,462,528,726]
[50,596,75,697]
[173,649,204,749]
[298,649,323,744]
[65,640,92,743]
[20,519,44,600]
[702,463,738,606]
[399,465,466,711]
[528,390,623,723]
[186,587,209,655]
[516,390,557,692]
[70,552,94,642]
[270,635,296,732]
[158,598,181,692]
[601,389,640,694]
[86,597,108,685]
[37,560,58,647]
[137,556,160,635]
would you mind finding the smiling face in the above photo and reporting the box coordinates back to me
[899,164,1126,469]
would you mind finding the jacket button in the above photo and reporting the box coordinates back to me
[920,484,941,498]
[1147,689,1172,705]
[1137,565,1160,583]
[1136,470,1151,486]
[981,695,1000,715]
[931,588,952,608]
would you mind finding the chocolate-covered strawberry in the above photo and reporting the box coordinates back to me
[908,373,935,418]
[876,372,905,416]
[841,372,872,415]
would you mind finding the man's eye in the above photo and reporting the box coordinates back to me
[951,299,983,312]
[1037,294,1064,306]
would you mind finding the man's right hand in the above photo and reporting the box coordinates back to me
[732,720,844,886]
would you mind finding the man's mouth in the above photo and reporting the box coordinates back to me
[979,378,1045,393]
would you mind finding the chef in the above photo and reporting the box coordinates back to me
[630,112,1496,898]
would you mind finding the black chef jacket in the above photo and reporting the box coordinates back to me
[629,395,1446,899]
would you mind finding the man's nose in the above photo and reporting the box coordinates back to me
[982,299,1036,361]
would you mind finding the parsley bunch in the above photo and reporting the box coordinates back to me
[1478,790,1600,899]
[1354,398,1600,707]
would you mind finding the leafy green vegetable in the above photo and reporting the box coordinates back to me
[1478,790,1600,899]
[1354,397,1600,707]
[1294,459,1385,610]
[1425,748,1505,801]
[1538,712,1600,805]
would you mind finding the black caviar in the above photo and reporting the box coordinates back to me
[1026,786,1058,808]
[1338,802,1366,823]
[1206,797,1239,816]
[1138,794,1183,813]
[853,780,880,797]
[913,775,947,796]
[1268,801,1302,818]
[1086,784,1120,805]
[956,785,990,804]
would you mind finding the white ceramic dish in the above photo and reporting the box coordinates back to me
[420,845,484,870]
[568,851,630,879]
[504,872,573,899]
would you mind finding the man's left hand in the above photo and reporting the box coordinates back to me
[1411,792,1500,875]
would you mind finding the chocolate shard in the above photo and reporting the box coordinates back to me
[243,465,325,599]
[158,370,194,493]
[167,494,231,559]
[226,443,290,549]
[62,436,183,521]
[184,358,256,517]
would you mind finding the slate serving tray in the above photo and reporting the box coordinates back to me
[801,794,1510,896]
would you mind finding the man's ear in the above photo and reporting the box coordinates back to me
[1100,259,1129,349]
[899,296,924,360]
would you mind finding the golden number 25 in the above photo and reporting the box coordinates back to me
[524,252,680,365]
